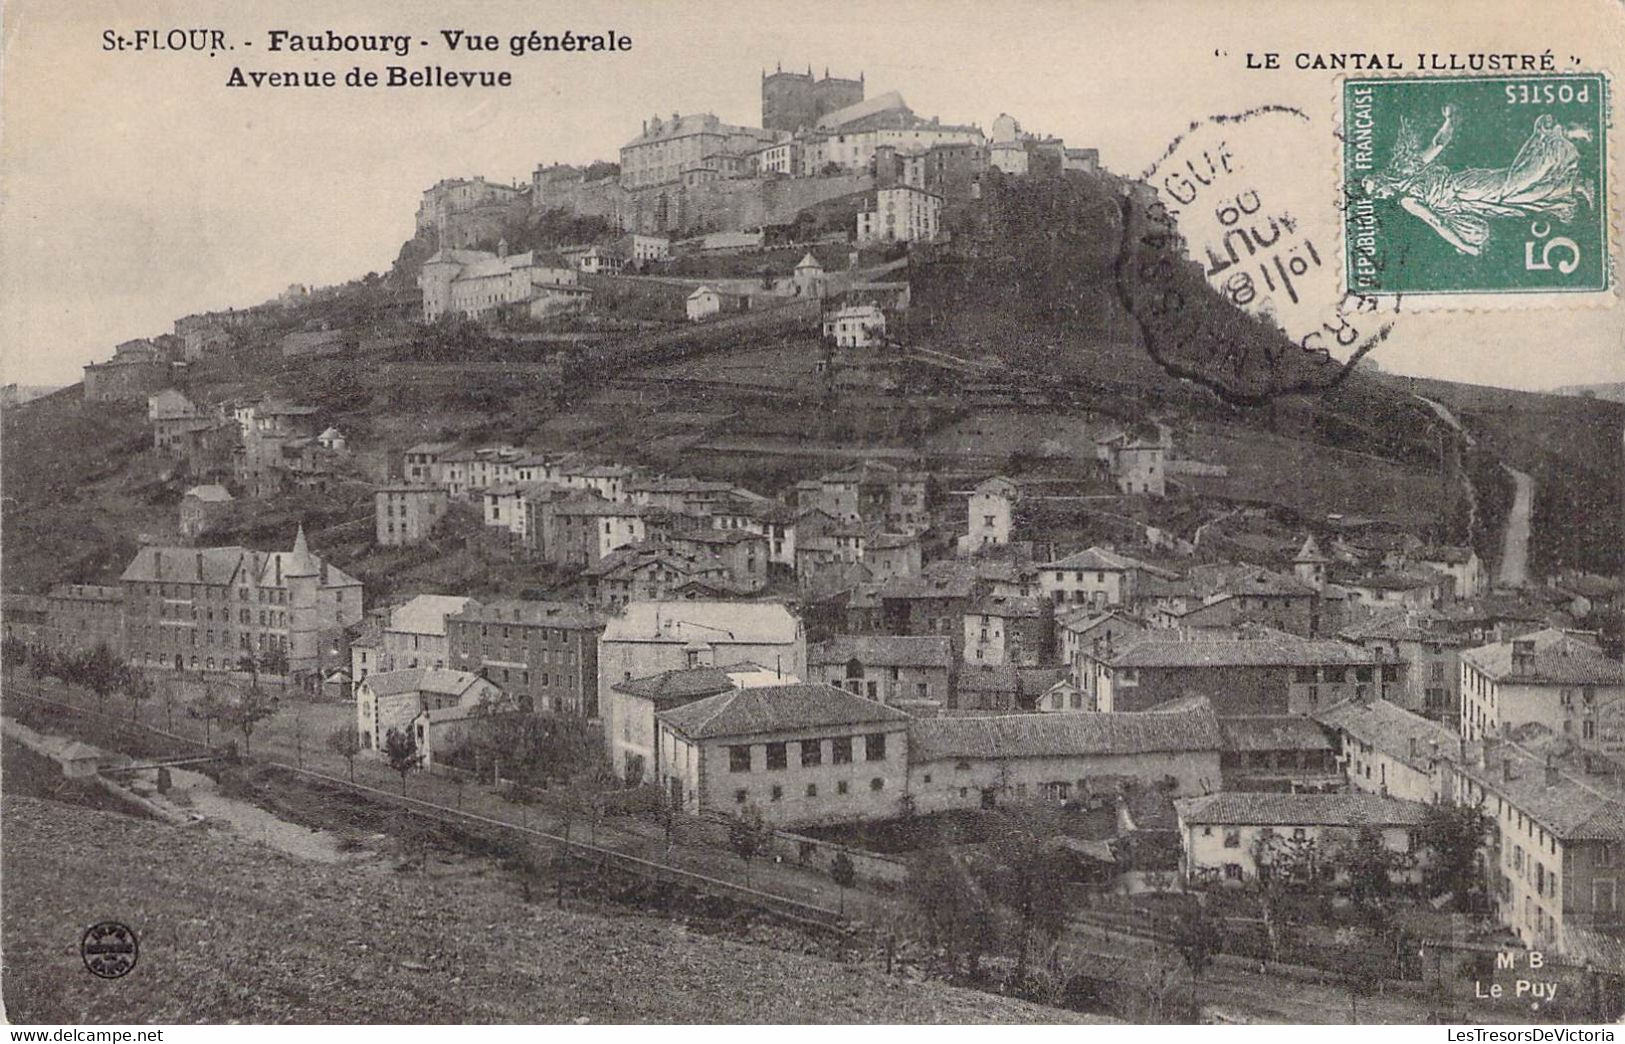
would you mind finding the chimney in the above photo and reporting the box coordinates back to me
[154,549,163,575]
[1545,753,1560,786]
[1502,755,1515,783]
[1511,639,1536,674]
[196,551,204,581]
[1479,735,1496,768]
[1408,736,1419,760]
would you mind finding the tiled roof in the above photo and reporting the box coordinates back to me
[547,496,645,518]
[1449,730,1625,840]
[1221,716,1335,752]
[1350,571,1439,592]
[1104,634,1370,669]
[657,683,909,740]
[1460,628,1624,685]
[971,594,1047,617]
[1041,547,1140,572]
[184,484,234,503]
[612,664,764,706]
[601,600,799,645]
[1176,792,1427,827]
[1059,610,1148,636]
[1338,608,1467,644]
[121,546,249,585]
[809,635,952,669]
[447,600,603,630]
[583,542,724,578]
[1413,545,1475,565]
[361,667,493,699]
[387,595,475,638]
[1313,699,1459,772]
[910,700,1222,761]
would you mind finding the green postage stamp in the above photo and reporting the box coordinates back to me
[1343,74,1610,300]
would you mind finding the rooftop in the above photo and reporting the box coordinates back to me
[909,700,1222,762]
[361,667,493,700]
[657,683,909,740]
[1313,698,1460,773]
[387,595,476,637]
[809,635,952,669]
[1220,715,1336,753]
[1461,627,1623,686]
[1102,633,1371,669]
[1176,791,1428,827]
[602,600,799,646]
[447,600,603,630]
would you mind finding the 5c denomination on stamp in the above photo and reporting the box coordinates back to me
[1343,74,1610,299]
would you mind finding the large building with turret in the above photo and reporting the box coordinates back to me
[118,527,363,681]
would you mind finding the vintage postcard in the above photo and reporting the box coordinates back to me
[2,0,1622,1033]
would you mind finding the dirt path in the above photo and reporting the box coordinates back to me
[1497,465,1534,588]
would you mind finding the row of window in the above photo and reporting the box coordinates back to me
[734,777,885,804]
[728,733,888,773]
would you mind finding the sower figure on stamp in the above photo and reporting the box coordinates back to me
[1363,105,1596,256]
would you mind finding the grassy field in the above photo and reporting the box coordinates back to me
[0,794,1089,1023]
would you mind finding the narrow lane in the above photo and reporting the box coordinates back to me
[1497,465,1533,588]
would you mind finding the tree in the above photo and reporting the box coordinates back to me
[218,685,278,755]
[1173,897,1222,980]
[1,632,28,673]
[327,722,362,782]
[830,850,856,917]
[188,684,226,745]
[727,804,771,888]
[907,845,995,981]
[259,646,289,678]
[1341,825,1396,911]
[382,727,420,794]
[1421,801,1490,911]
[984,819,1072,983]
[123,669,154,723]
[76,643,126,712]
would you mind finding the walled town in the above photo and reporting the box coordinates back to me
[4,61,1624,1024]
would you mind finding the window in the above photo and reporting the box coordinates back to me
[837,780,849,795]
[832,736,853,764]
[1223,828,1241,848]
[870,777,884,792]
[729,746,751,773]
[865,733,887,761]
[1224,863,1243,880]
[766,742,788,771]
[734,789,747,804]
[800,740,822,768]
[770,785,783,802]
[1292,827,1307,841]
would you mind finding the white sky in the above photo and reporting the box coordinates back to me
[3,0,1623,389]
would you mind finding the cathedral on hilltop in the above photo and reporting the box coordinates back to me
[761,63,865,132]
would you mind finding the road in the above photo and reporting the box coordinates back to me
[1497,465,1534,588]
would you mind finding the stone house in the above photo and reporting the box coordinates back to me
[807,634,952,706]
[354,666,505,754]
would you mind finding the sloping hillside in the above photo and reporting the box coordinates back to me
[1,796,1088,1024]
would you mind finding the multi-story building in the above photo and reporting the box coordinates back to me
[83,340,172,403]
[1460,628,1625,751]
[1314,697,1461,804]
[620,113,779,191]
[583,543,732,608]
[1059,609,1149,691]
[1444,726,1625,957]
[45,584,126,655]
[1409,545,1488,599]
[355,666,504,755]
[822,304,886,347]
[532,496,648,568]
[607,662,790,784]
[402,442,457,485]
[856,185,942,244]
[380,594,473,672]
[807,635,953,706]
[907,698,1223,814]
[1038,547,1154,609]
[445,600,604,716]
[963,595,1053,666]
[796,460,929,532]
[1338,609,1469,724]
[1084,632,1397,715]
[1175,792,1428,887]
[761,64,865,133]
[961,476,1020,552]
[179,485,235,541]
[414,176,525,236]
[418,246,585,322]
[375,486,449,547]
[598,600,805,726]
[120,528,363,679]
[655,682,912,827]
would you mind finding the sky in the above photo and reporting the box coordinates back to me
[3,0,1623,391]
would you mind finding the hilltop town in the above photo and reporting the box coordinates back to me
[4,61,1624,1023]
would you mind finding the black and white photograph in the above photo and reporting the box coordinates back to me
[2,0,1623,1031]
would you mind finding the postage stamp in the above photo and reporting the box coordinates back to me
[1342,74,1611,299]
